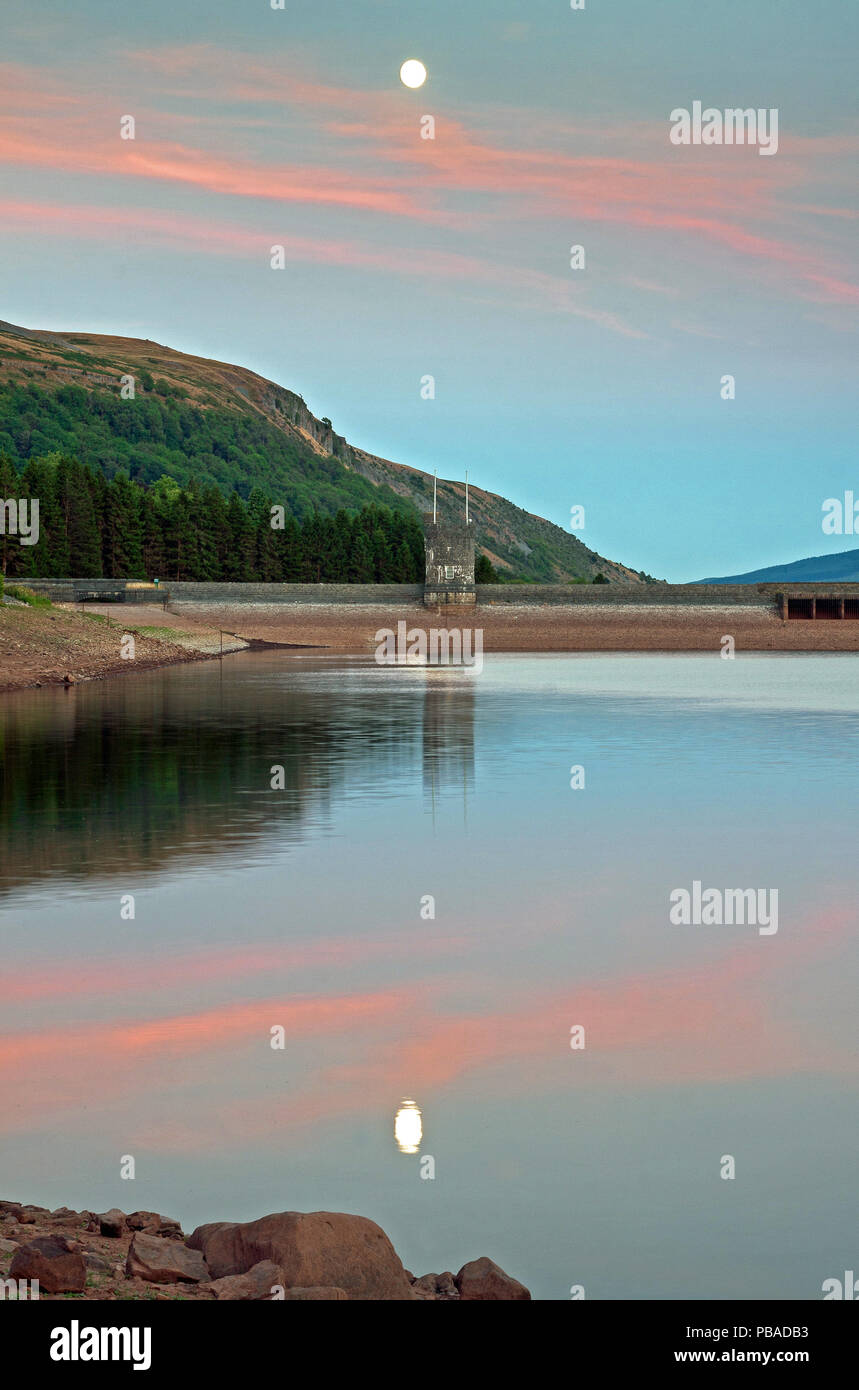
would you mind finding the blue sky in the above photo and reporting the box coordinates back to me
[0,0,856,579]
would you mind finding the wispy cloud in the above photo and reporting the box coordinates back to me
[0,45,855,319]
[1,907,851,1144]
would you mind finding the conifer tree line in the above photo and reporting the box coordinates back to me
[0,452,426,583]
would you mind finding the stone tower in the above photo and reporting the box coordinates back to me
[423,518,475,606]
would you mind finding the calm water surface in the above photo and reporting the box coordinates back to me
[1,652,856,1299]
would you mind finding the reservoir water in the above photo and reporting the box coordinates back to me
[1,652,856,1299]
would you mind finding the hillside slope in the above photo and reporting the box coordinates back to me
[0,320,644,584]
[699,549,859,583]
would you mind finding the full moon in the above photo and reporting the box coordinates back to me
[399,59,427,90]
[394,1100,423,1154]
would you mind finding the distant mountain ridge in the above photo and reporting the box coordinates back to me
[699,549,859,584]
[0,319,646,585]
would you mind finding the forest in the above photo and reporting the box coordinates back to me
[0,379,404,516]
[0,452,431,583]
[0,380,511,584]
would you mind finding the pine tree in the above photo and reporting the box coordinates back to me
[278,516,302,581]
[475,554,499,583]
[224,491,252,580]
[350,529,374,582]
[198,484,228,580]
[64,459,102,576]
[141,490,167,579]
[102,472,144,578]
[0,452,23,577]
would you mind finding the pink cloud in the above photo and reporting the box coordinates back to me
[3,929,468,1004]
[1,906,851,1143]
[0,48,855,314]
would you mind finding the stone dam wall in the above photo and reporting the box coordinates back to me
[16,580,859,608]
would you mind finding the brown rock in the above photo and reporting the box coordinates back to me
[282,1286,349,1300]
[435,1271,458,1298]
[412,1271,460,1300]
[455,1256,531,1301]
[9,1235,86,1293]
[0,1202,22,1217]
[49,1207,90,1231]
[0,1238,18,1256]
[125,1232,207,1284]
[126,1210,182,1238]
[17,1206,48,1225]
[186,1221,234,1252]
[206,1260,285,1301]
[84,1252,113,1272]
[98,1208,127,1238]
[190,1211,416,1300]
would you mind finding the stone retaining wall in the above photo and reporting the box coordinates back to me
[16,579,859,608]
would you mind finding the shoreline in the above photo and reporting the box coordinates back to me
[2,597,858,695]
[169,598,859,655]
[0,603,239,694]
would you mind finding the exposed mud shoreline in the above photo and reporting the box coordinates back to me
[170,599,859,654]
[0,600,298,693]
[2,598,857,696]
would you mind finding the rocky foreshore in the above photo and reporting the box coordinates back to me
[0,1200,530,1301]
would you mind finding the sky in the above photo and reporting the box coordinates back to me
[0,0,856,581]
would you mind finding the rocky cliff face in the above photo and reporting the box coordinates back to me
[0,321,645,584]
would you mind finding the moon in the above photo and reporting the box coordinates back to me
[399,59,427,90]
[394,1100,423,1153]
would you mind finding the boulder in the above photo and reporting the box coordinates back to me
[282,1286,349,1300]
[49,1207,89,1229]
[0,1202,22,1218]
[411,1271,460,1300]
[9,1235,86,1293]
[17,1206,49,1225]
[189,1211,416,1300]
[186,1221,234,1252]
[125,1232,207,1284]
[205,1260,285,1301]
[6,1226,33,1242]
[455,1256,531,1301]
[0,1238,19,1256]
[126,1210,182,1239]
[98,1208,127,1238]
[84,1252,113,1272]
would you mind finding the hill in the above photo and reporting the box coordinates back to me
[0,319,645,584]
[699,549,859,584]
